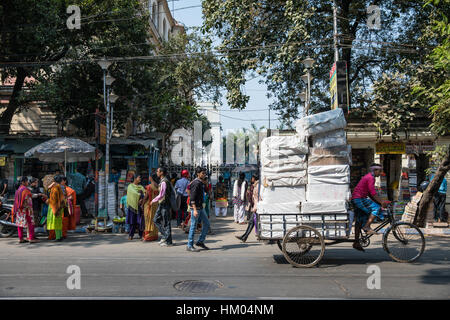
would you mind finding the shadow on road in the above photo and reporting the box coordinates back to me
[420,267,450,285]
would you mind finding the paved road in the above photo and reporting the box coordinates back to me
[0,215,449,299]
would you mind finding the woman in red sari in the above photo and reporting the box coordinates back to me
[13,177,39,243]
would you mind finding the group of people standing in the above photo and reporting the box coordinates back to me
[12,173,80,243]
[121,166,212,252]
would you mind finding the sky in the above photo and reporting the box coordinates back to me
[170,0,282,132]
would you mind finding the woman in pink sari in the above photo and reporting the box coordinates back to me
[12,177,39,244]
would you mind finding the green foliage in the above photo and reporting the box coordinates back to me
[411,0,450,136]
[202,0,432,125]
[370,71,418,139]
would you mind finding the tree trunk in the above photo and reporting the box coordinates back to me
[0,67,27,134]
[414,147,450,227]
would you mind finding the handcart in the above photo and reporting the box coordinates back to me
[256,204,425,267]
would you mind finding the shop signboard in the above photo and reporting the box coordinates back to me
[405,142,435,154]
[329,61,349,114]
[376,142,406,154]
[99,124,107,145]
[0,157,5,166]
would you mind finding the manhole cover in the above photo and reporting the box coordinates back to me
[174,280,224,293]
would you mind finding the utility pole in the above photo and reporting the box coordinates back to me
[333,0,339,62]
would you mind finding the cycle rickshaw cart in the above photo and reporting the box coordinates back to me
[256,204,426,267]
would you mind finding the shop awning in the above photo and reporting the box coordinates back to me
[109,138,157,149]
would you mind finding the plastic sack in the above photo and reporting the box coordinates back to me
[262,170,307,187]
[295,108,347,137]
[308,145,352,166]
[307,165,350,185]
[312,129,347,148]
[262,154,307,173]
[301,200,348,214]
[260,135,309,161]
[306,183,351,202]
[257,200,301,214]
[261,186,306,204]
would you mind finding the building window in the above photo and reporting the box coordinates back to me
[179,136,183,142]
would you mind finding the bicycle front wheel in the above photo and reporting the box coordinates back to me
[382,222,425,263]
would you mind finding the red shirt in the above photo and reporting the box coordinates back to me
[352,173,377,200]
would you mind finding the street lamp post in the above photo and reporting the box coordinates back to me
[96,57,112,218]
[104,73,115,217]
[301,57,315,116]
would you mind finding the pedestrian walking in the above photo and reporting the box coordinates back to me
[236,174,260,242]
[46,175,65,242]
[214,176,228,217]
[13,177,39,244]
[119,190,129,233]
[126,174,146,240]
[152,167,174,247]
[186,167,211,252]
[175,170,190,228]
[233,173,248,224]
[142,174,159,242]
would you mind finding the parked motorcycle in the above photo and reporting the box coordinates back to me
[0,197,15,238]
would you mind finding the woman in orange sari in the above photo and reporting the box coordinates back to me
[61,176,77,239]
[46,175,65,241]
[142,174,159,241]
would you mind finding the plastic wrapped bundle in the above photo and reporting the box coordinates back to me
[260,135,308,161]
[308,145,352,166]
[307,165,350,184]
[295,108,346,137]
[257,200,301,214]
[261,185,306,204]
[262,154,307,173]
[312,129,347,148]
[301,200,348,214]
[306,184,351,202]
[262,170,307,187]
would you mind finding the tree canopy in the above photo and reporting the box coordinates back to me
[202,0,434,126]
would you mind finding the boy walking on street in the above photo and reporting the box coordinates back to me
[186,167,211,252]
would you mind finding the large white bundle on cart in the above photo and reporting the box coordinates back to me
[257,108,353,240]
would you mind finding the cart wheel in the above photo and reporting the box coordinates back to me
[382,222,425,263]
[282,225,325,268]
